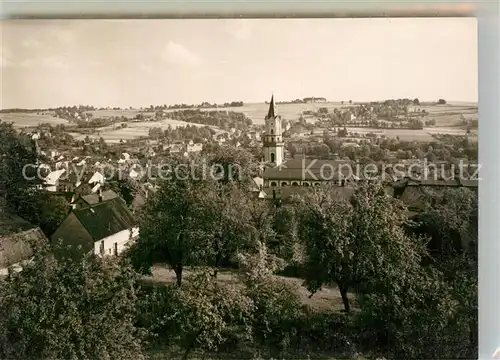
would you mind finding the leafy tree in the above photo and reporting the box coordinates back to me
[1,121,69,237]
[0,241,147,360]
[196,181,266,277]
[437,98,447,104]
[108,177,138,208]
[156,269,254,360]
[294,183,425,313]
[236,242,303,351]
[126,163,208,286]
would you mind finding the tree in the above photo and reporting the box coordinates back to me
[195,181,265,277]
[0,241,147,360]
[126,164,209,286]
[108,177,138,208]
[413,98,420,105]
[202,144,259,186]
[157,269,254,360]
[1,121,69,237]
[437,98,447,105]
[294,182,426,313]
[293,185,355,312]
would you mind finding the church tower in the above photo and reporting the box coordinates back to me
[262,95,284,166]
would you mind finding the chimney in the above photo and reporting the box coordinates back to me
[98,188,103,203]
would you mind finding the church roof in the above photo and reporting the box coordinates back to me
[262,158,354,181]
[266,95,275,119]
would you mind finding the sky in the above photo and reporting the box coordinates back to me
[0,18,477,109]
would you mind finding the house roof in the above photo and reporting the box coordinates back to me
[0,208,48,269]
[73,198,136,241]
[80,189,119,206]
[458,178,479,187]
[264,185,356,202]
[263,159,354,181]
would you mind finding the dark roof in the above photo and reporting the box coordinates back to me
[458,178,479,187]
[0,208,48,269]
[80,190,119,205]
[263,159,354,181]
[73,198,136,241]
[418,178,460,187]
[267,95,275,119]
[263,185,355,202]
[398,186,431,212]
[0,207,36,236]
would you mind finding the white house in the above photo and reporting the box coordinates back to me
[51,197,138,257]
[44,169,66,192]
[88,171,105,185]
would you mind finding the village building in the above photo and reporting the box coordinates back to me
[51,197,138,258]
[0,207,48,276]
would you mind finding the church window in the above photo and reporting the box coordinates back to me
[271,129,274,135]
[314,182,321,186]
[281,182,287,187]
[271,153,275,163]
[270,181,277,187]
[303,182,310,187]
[291,182,299,186]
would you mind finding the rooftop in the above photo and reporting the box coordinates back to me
[73,197,136,241]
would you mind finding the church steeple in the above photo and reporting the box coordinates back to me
[262,94,284,166]
[267,95,275,119]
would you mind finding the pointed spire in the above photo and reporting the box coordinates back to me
[266,94,275,119]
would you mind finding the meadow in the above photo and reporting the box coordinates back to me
[70,119,222,143]
[0,112,69,127]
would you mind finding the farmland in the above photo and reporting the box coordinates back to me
[0,112,69,127]
[70,118,222,143]
[1,101,478,143]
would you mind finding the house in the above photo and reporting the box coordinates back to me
[44,169,66,192]
[187,143,203,153]
[51,197,138,258]
[0,207,48,276]
[72,189,119,209]
[262,158,355,188]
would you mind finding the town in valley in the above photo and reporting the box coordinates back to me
[0,18,478,360]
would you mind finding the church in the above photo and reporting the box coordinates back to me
[261,95,358,200]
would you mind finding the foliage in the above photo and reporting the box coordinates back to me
[0,121,69,237]
[126,166,208,285]
[0,242,147,360]
[237,243,304,351]
[158,269,254,360]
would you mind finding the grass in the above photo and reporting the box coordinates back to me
[0,112,69,127]
[142,265,362,360]
[143,265,353,313]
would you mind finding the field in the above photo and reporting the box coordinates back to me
[0,112,69,127]
[89,109,155,119]
[70,119,222,143]
[1,102,477,144]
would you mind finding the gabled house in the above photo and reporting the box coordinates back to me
[45,169,66,192]
[51,197,138,258]
[72,189,119,209]
[0,207,48,276]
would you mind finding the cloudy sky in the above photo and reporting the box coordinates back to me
[1,18,477,109]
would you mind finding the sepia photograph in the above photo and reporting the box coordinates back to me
[1,18,479,359]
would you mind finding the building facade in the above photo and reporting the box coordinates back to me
[262,95,285,166]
